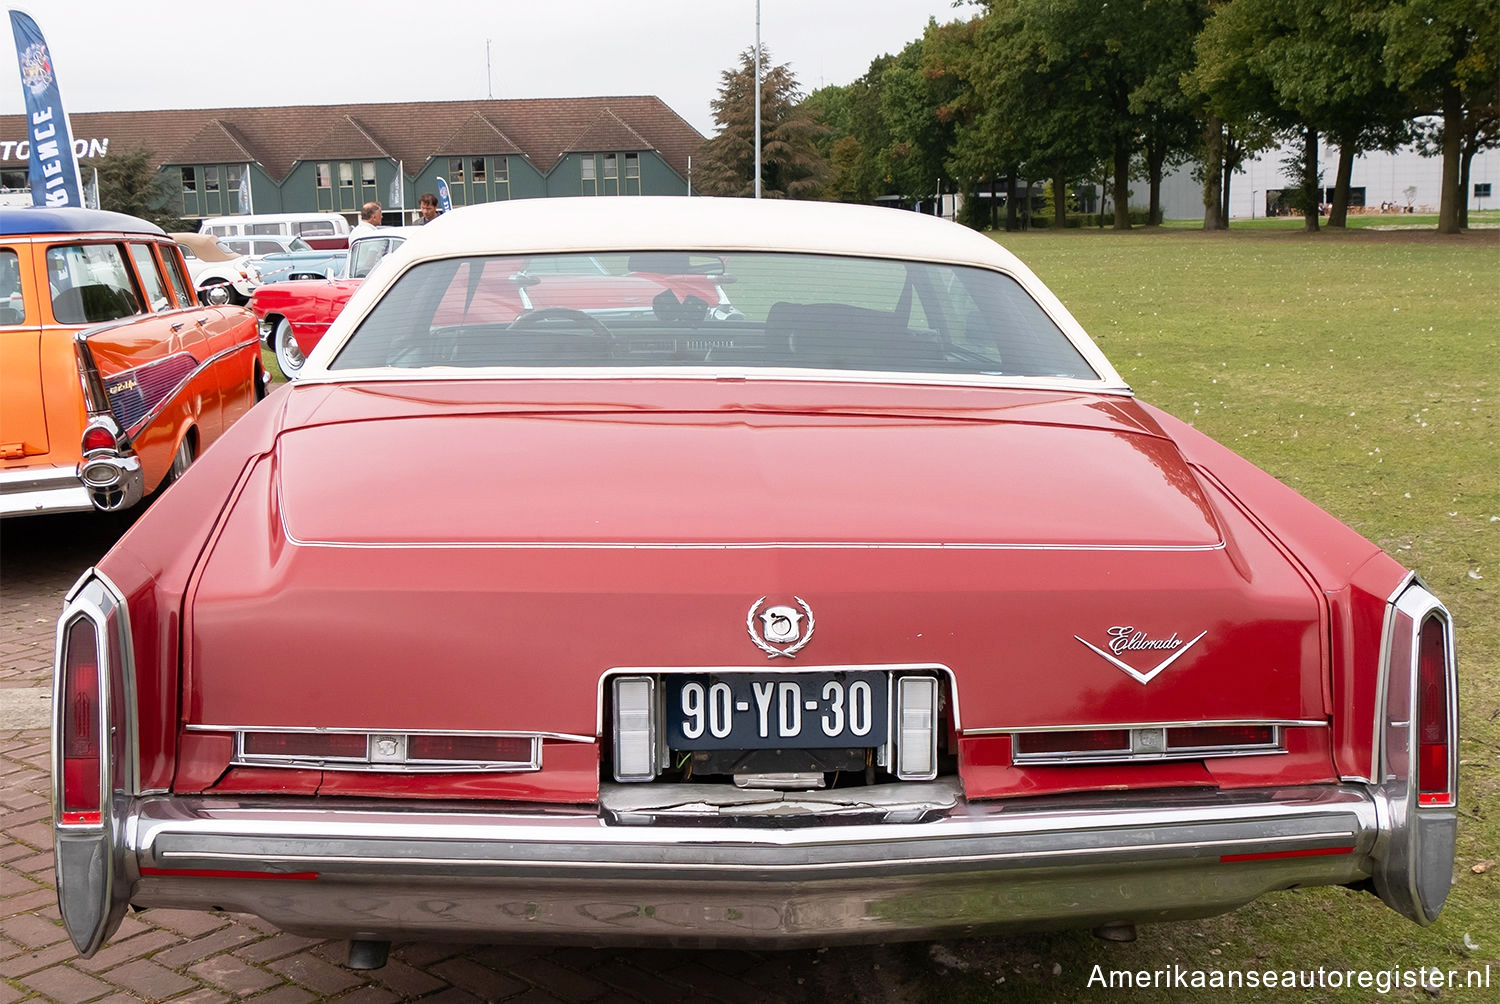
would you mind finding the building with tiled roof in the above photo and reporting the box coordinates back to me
[0,97,707,223]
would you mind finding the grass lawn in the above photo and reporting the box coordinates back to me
[905,224,1498,1002]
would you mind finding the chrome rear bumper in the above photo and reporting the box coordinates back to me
[117,784,1404,947]
[0,465,93,517]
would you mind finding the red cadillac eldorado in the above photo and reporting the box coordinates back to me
[52,198,1456,969]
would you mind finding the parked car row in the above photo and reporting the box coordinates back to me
[45,197,1457,969]
[0,207,264,517]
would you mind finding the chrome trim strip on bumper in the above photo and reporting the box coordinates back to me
[124,785,1382,946]
[0,466,93,516]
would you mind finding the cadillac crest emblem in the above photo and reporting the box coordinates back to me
[747,596,815,659]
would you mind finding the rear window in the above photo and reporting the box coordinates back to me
[330,251,1097,381]
[47,244,141,324]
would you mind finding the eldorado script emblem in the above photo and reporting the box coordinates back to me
[747,596,815,659]
[1075,626,1207,685]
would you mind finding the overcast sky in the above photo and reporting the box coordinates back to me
[8,1,975,137]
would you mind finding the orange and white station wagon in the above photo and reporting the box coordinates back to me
[0,207,265,517]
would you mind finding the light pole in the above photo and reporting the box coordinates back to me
[754,0,762,199]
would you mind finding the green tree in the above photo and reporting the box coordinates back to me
[696,47,825,199]
[79,147,188,232]
[1382,0,1499,232]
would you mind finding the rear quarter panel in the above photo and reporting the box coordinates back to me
[1142,402,1409,782]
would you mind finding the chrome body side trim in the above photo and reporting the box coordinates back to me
[122,785,1380,946]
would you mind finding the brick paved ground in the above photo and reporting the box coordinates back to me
[2,513,964,1003]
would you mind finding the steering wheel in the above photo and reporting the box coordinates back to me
[508,306,615,340]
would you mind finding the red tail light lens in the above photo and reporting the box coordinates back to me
[80,426,116,453]
[1416,616,1452,806]
[1166,725,1277,750]
[407,734,536,764]
[59,618,103,826]
[1015,729,1130,756]
[242,732,368,759]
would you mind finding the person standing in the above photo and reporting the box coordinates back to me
[416,193,441,224]
[350,202,383,238]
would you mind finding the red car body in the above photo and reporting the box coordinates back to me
[52,198,1456,964]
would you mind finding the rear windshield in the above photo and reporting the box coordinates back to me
[329,251,1097,380]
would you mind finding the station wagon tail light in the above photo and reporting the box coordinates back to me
[612,676,658,782]
[894,676,940,780]
[81,425,117,454]
[58,618,104,826]
[1416,616,1454,806]
[236,731,542,771]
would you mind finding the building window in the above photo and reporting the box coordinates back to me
[204,166,220,193]
[1477,183,1493,199]
[495,157,509,183]
[472,157,486,184]
[316,163,332,188]
[581,157,596,182]
[180,167,196,193]
[449,157,464,184]
[362,161,376,187]
[625,153,639,179]
[339,162,354,188]
[603,154,617,180]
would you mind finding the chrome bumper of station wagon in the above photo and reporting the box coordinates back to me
[0,464,94,517]
[70,781,1451,949]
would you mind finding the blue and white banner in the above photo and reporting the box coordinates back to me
[238,163,252,213]
[8,10,83,208]
[436,176,452,213]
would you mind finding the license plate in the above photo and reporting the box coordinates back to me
[664,672,888,750]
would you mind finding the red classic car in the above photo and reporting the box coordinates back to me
[250,232,408,379]
[52,198,1456,969]
[1,208,264,516]
[251,230,740,379]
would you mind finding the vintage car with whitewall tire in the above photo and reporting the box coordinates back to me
[51,198,1457,969]
[0,207,265,518]
[170,232,257,305]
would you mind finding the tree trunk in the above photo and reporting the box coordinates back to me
[1438,84,1463,234]
[1202,117,1224,231]
[1147,145,1165,226]
[1053,172,1066,228]
[1459,136,1475,230]
[1328,137,1355,229]
[1005,172,1018,231]
[1113,136,1131,230]
[1301,127,1320,233]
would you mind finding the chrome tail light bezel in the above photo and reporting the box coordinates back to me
[1371,577,1458,925]
[231,730,544,772]
[51,570,137,957]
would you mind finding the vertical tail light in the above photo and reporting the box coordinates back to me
[612,676,658,782]
[1415,616,1453,806]
[59,617,104,826]
[894,676,939,781]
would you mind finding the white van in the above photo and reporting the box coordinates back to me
[199,212,351,250]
